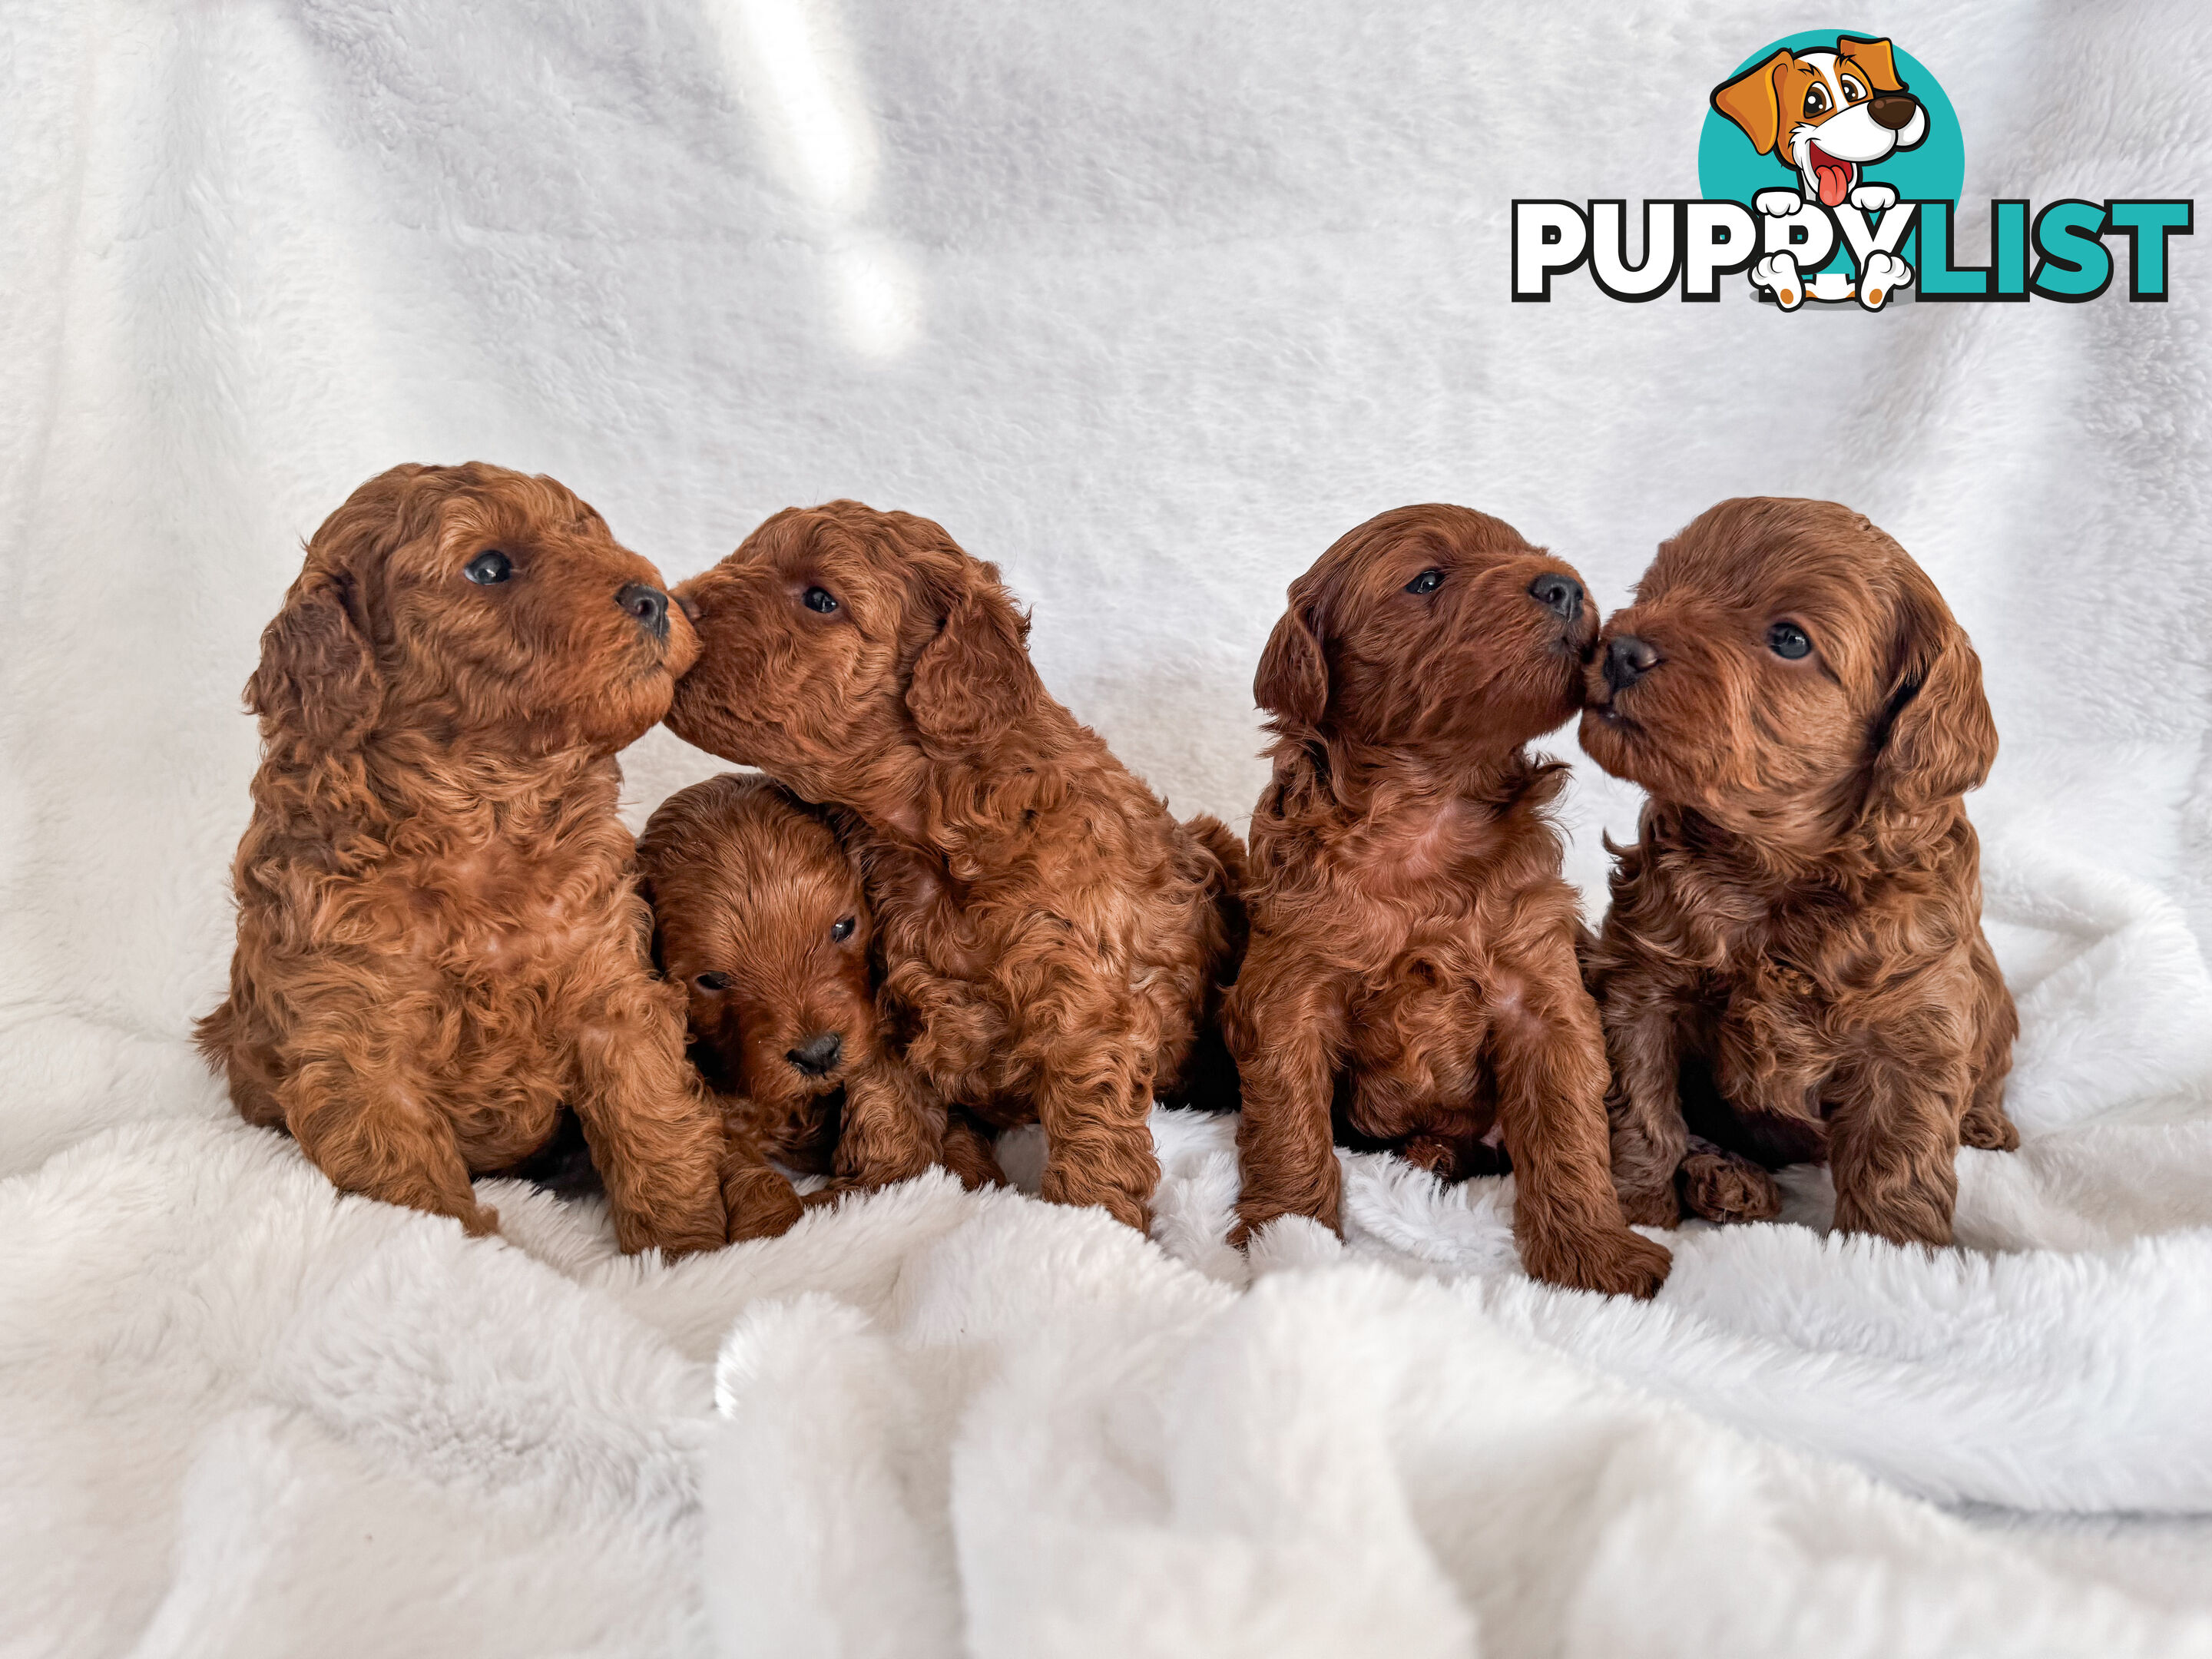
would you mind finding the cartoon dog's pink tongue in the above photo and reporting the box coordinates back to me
[1809,144,1855,207]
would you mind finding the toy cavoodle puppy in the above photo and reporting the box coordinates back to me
[197,462,803,1253]
[1579,497,2018,1247]
[665,501,1246,1232]
[1227,504,1672,1299]
[636,772,1005,1193]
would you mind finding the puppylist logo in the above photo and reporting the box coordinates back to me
[1513,31,2193,309]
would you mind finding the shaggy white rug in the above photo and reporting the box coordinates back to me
[5,0,2212,1653]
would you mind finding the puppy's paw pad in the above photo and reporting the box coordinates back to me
[1856,250,1913,310]
[1849,183,1899,212]
[1681,1151,1783,1224]
[1753,189,1805,217]
[1752,253,1804,309]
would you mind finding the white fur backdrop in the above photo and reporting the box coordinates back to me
[4,1,2212,1654]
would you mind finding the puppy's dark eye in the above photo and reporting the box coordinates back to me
[1803,84,1830,118]
[803,586,839,614]
[830,916,856,942]
[1768,621,1813,660]
[694,972,732,992]
[465,550,513,584]
[1405,570,1445,595]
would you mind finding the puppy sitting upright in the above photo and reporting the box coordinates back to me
[1580,498,2018,1247]
[666,502,1245,1232]
[1228,505,1671,1299]
[197,463,803,1253]
[636,772,1005,1191]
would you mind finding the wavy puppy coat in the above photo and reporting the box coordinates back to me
[197,463,802,1253]
[1579,498,2018,1247]
[1228,505,1671,1298]
[666,502,1245,1231]
[636,773,1005,1193]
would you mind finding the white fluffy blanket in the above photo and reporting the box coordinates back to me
[6,1,2212,1654]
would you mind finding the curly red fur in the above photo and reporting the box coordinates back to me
[195,463,803,1253]
[1227,505,1671,1298]
[1579,497,2018,1247]
[637,771,1010,1198]
[664,502,1245,1231]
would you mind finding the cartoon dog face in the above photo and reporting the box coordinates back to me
[1712,36,1928,208]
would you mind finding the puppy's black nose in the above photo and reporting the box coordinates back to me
[617,583,671,642]
[1604,635,1659,690]
[786,1031,843,1077]
[1528,573,1583,623]
[1869,94,1919,131]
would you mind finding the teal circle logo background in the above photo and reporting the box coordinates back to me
[1695,31,1964,211]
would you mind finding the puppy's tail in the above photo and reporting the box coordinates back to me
[1164,813,1249,1115]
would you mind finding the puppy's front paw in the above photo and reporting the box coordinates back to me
[1753,188,1804,217]
[1752,253,1806,310]
[1856,250,1913,310]
[724,1165,805,1243]
[1615,1180,1681,1229]
[1849,182,1899,213]
[1960,1106,2021,1152]
[1679,1147,1783,1224]
[1525,1228,1673,1300]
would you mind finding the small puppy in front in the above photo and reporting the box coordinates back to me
[635,772,1005,1191]
[197,462,803,1253]
[1580,498,2018,1247]
[1228,505,1671,1299]
[665,502,1245,1232]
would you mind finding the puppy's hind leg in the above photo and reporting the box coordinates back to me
[281,1038,498,1237]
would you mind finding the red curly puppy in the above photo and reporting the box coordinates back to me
[1228,505,1671,1298]
[636,772,1006,1192]
[665,502,1245,1232]
[197,463,803,1253]
[1580,498,2018,1247]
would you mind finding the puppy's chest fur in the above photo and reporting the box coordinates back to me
[859,816,1209,1111]
[1257,796,1578,1110]
[251,756,644,1002]
[1618,821,1988,1118]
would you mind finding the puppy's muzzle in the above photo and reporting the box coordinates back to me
[1604,635,1660,691]
[618,582,672,643]
[786,1030,843,1077]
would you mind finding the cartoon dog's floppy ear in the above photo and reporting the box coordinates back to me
[1710,48,1793,156]
[1867,573,1998,815]
[906,561,1040,759]
[1253,585,1330,732]
[1837,35,1906,94]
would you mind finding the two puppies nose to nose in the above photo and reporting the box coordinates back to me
[786,1031,843,1077]
[1604,635,1660,690]
[1528,573,1584,622]
[617,583,671,641]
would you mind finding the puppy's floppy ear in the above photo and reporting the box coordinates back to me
[1838,36,1905,93]
[1869,575,1997,813]
[906,562,1039,757]
[244,561,381,752]
[1711,48,1793,155]
[1253,591,1329,730]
